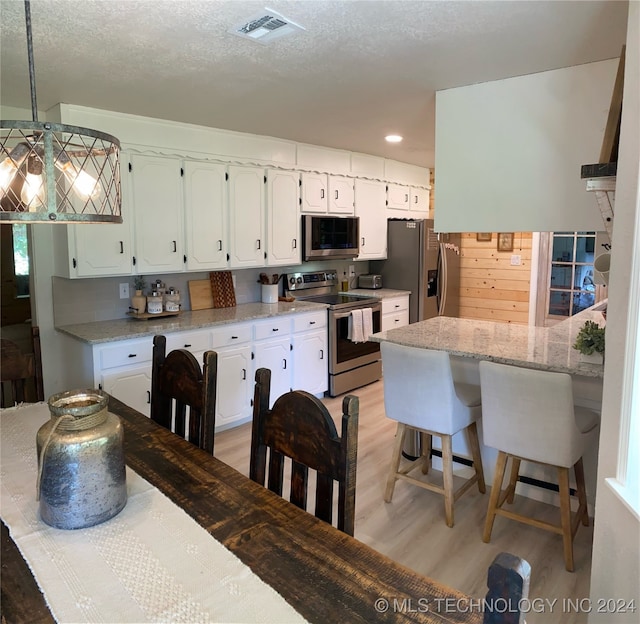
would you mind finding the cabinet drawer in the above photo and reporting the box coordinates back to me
[383,309,410,331]
[99,338,153,370]
[254,317,291,341]
[382,296,409,314]
[165,329,212,353]
[292,311,327,333]
[210,323,252,349]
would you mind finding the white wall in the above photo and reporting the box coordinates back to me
[589,3,640,620]
[434,59,617,233]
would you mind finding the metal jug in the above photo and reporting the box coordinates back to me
[36,389,127,529]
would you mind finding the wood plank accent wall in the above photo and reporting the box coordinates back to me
[458,232,532,324]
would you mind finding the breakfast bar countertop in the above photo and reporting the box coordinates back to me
[56,301,328,345]
[344,288,412,299]
[369,303,606,379]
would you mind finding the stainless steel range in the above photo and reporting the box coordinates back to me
[285,270,382,397]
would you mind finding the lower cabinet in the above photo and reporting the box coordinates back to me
[253,317,292,408]
[381,295,410,331]
[291,311,328,396]
[100,365,153,417]
[215,343,253,430]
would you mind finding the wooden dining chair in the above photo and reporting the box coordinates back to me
[1,326,44,407]
[150,334,217,454]
[250,367,359,535]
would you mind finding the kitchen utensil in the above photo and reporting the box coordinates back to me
[259,273,270,285]
[272,274,279,284]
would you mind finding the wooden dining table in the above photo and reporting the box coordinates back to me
[1,395,484,624]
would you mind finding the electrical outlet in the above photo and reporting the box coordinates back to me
[348,265,355,277]
[510,254,522,266]
[119,283,130,299]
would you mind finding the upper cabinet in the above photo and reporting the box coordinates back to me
[266,169,301,266]
[355,179,387,260]
[387,183,430,218]
[183,161,228,271]
[227,165,266,268]
[300,172,328,213]
[130,153,184,274]
[328,176,355,215]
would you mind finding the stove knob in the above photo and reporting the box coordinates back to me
[296,277,303,284]
[289,277,296,285]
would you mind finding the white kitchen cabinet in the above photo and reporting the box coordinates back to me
[227,165,266,268]
[410,187,430,217]
[130,153,184,274]
[328,176,355,215]
[300,172,328,213]
[381,295,410,331]
[100,364,153,417]
[387,183,430,218]
[183,161,228,271]
[355,179,387,260]
[266,169,301,266]
[387,183,411,211]
[291,311,328,396]
[253,326,291,408]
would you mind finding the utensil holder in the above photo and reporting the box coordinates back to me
[261,284,278,304]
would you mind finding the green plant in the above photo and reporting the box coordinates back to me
[573,320,605,355]
[133,276,147,291]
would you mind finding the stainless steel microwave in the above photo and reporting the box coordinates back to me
[302,215,359,261]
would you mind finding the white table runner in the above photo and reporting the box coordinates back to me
[0,403,308,624]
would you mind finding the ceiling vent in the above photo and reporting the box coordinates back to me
[229,8,305,45]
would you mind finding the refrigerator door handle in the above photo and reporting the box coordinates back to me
[438,242,448,316]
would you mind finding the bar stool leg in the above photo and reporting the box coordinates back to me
[574,458,590,527]
[483,451,508,542]
[420,432,432,475]
[384,423,406,502]
[466,421,486,493]
[558,467,575,572]
[441,434,455,528]
[506,458,521,504]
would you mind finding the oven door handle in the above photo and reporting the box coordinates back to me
[331,304,381,320]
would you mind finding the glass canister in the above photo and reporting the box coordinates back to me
[36,389,127,529]
[147,289,164,314]
[164,287,181,312]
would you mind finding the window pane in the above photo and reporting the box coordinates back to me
[574,266,595,290]
[573,290,595,313]
[12,224,29,276]
[552,236,574,262]
[551,265,572,289]
[576,236,595,263]
[549,291,571,316]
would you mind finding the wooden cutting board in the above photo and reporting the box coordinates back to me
[188,280,214,311]
[209,271,236,308]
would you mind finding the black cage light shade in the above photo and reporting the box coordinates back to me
[0,1,122,223]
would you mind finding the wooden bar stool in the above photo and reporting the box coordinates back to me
[479,361,600,572]
[381,342,486,528]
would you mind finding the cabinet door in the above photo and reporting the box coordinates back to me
[131,154,184,273]
[410,187,430,217]
[228,166,265,268]
[266,170,301,266]
[184,161,228,270]
[300,172,328,213]
[100,365,152,417]
[254,337,291,407]
[355,179,387,260]
[387,183,410,211]
[215,344,252,429]
[328,176,355,215]
[292,329,328,396]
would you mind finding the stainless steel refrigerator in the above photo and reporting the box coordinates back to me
[371,219,461,322]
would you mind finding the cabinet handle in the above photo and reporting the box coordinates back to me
[272,328,279,332]
[172,240,177,252]
[405,193,409,203]
[147,391,151,404]
[309,321,316,325]
[320,189,325,199]
[217,240,222,251]
[414,195,418,204]
[282,359,287,370]
[242,368,246,380]
[184,343,191,348]
[292,239,297,249]
[119,241,124,254]
[256,239,261,250]
[361,237,365,246]
[128,353,137,358]
[231,336,238,340]
[319,349,324,360]
[395,318,400,323]
[335,190,339,200]
[395,304,400,308]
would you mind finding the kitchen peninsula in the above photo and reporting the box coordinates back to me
[369,303,606,508]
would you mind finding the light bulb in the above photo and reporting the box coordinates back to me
[0,157,20,192]
[59,161,101,200]
[20,171,46,210]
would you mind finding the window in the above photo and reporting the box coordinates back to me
[12,223,30,297]
[547,232,597,318]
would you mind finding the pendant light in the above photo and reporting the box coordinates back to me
[0,0,121,223]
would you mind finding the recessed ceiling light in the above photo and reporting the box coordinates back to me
[385,135,403,143]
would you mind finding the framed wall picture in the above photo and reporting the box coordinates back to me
[497,233,514,252]
[476,232,492,242]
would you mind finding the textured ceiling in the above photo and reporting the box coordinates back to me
[0,0,628,167]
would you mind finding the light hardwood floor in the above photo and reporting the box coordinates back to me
[215,379,593,624]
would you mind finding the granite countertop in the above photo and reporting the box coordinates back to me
[345,288,411,299]
[369,304,607,379]
[56,301,328,345]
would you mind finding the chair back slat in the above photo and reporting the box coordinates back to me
[250,367,359,535]
[151,335,217,454]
